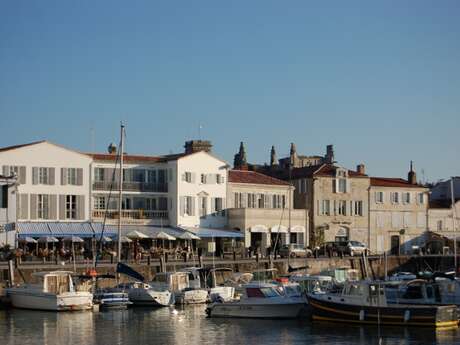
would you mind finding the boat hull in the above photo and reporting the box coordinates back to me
[7,290,93,312]
[308,295,458,328]
[207,302,305,319]
[128,289,174,307]
[175,289,208,305]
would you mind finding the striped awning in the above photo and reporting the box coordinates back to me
[48,222,95,238]
[16,222,51,237]
[15,222,114,238]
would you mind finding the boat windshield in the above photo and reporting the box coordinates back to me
[246,287,281,298]
[252,270,277,282]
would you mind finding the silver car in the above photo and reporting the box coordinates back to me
[279,244,312,258]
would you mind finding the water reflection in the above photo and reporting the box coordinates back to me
[0,307,459,345]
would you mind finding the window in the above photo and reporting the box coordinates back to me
[133,169,145,183]
[184,172,192,183]
[38,167,49,184]
[391,192,399,204]
[66,195,77,219]
[338,200,347,215]
[146,198,157,210]
[37,194,49,219]
[200,174,206,184]
[418,193,425,204]
[147,170,157,184]
[375,191,384,204]
[199,197,207,217]
[67,168,77,185]
[437,220,443,231]
[94,196,105,210]
[321,200,331,215]
[338,179,347,193]
[94,168,104,182]
[234,192,243,208]
[212,197,223,215]
[273,195,283,209]
[258,194,264,208]
[158,197,168,211]
[403,192,411,204]
[216,174,223,184]
[247,193,256,208]
[354,201,363,216]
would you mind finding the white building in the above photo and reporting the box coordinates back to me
[0,141,92,223]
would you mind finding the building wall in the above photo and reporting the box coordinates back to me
[430,177,460,201]
[175,152,228,228]
[369,186,429,254]
[428,202,460,236]
[0,176,17,225]
[0,142,92,222]
[312,174,370,246]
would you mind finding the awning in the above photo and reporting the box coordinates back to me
[179,226,244,239]
[290,225,305,233]
[250,224,269,233]
[16,222,51,237]
[271,225,288,233]
[48,222,95,238]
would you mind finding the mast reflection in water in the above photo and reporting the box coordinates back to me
[1,306,459,345]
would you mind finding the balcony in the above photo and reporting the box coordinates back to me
[92,209,169,226]
[92,181,168,193]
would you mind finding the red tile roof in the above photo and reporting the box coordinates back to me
[229,170,290,186]
[370,177,425,188]
[289,164,367,179]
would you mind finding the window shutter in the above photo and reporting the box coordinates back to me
[19,194,29,219]
[191,173,196,183]
[19,166,26,184]
[2,165,9,176]
[211,197,216,213]
[182,173,186,181]
[61,168,67,186]
[32,167,38,185]
[77,195,85,220]
[180,197,185,216]
[77,168,83,186]
[350,201,354,215]
[59,195,66,220]
[49,168,55,185]
[30,194,37,220]
[191,197,196,216]
[49,194,57,219]
[333,179,337,193]
[346,179,351,193]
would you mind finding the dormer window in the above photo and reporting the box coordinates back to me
[335,169,348,193]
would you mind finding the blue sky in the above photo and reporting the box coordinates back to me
[1,1,459,182]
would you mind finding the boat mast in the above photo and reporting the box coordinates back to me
[451,177,458,274]
[117,123,125,263]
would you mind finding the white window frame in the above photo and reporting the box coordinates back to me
[38,167,49,184]
[375,191,384,204]
[354,201,363,216]
[338,200,347,216]
[321,200,330,216]
[403,192,411,204]
[391,192,400,204]
[185,172,192,183]
[37,194,49,219]
[66,195,77,220]
[418,193,425,204]
[67,168,77,185]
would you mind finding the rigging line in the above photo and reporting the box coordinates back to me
[94,138,122,268]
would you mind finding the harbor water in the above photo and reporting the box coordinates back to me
[1,306,459,345]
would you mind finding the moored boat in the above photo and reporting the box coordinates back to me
[206,282,305,319]
[308,280,458,328]
[6,271,93,311]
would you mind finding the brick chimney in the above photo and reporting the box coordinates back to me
[357,164,365,175]
[184,140,212,154]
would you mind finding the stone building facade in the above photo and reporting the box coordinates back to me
[227,169,307,255]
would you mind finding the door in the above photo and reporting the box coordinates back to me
[391,235,400,255]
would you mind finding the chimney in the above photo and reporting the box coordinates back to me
[233,142,248,170]
[184,140,212,154]
[357,164,365,175]
[270,145,277,167]
[107,143,117,154]
[325,144,334,163]
[408,161,417,185]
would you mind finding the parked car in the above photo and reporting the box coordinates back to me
[338,241,368,256]
[316,242,341,256]
[279,244,312,258]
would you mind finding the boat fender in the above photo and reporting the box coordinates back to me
[359,310,365,321]
[404,310,410,322]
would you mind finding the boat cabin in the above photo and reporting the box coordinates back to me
[206,268,234,288]
[152,272,189,292]
[251,269,278,283]
[338,281,387,307]
[290,275,334,294]
[32,271,75,294]
[242,283,284,299]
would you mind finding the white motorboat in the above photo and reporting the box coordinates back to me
[94,289,132,310]
[156,270,208,305]
[182,267,235,303]
[6,271,93,311]
[206,282,306,319]
[119,281,174,307]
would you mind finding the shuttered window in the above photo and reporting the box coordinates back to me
[37,194,50,219]
[66,195,77,219]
